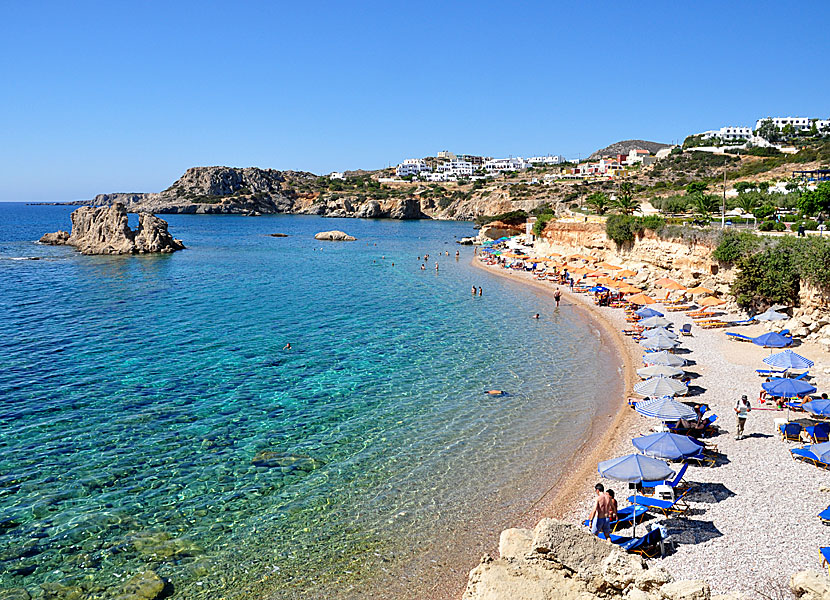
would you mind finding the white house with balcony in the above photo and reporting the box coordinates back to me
[395,158,432,178]
[329,171,345,180]
[754,117,822,132]
[483,157,532,173]
[436,159,474,177]
[527,155,567,165]
[701,126,753,141]
[436,150,456,160]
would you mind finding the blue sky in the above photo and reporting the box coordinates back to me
[1,0,828,202]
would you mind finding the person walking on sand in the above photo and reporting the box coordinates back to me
[554,288,561,307]
[588,483,613,540]
[735,394,752,440]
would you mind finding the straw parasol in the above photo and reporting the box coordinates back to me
[619,284,643,294]
[655,277,679,287]
[596,262,621,270]
[617,269,637,278]
[699,296,726,307]
[660,280,687,291]
[569,266,590,275]
[626,293,656,305]
[685,286,714,295]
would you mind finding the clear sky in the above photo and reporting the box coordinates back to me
[2,0,828,202]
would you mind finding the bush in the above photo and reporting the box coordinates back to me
[732,241,800,311]
[475,209,528,226]
[759,220,786,232]
[712,231,762,263]
[795,219,819,231]
[533,214,554,236]
[605,214,665,245]
[753,203,776,219]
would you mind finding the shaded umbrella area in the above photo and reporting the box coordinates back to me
[598,453,675,483]
[632,432,702,460]
[635,396,696,419]
[762,378,817,398]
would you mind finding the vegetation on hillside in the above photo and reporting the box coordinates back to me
[605,214,665,245]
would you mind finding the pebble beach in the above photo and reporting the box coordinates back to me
[476,256,830,596]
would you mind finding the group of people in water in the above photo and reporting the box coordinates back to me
[418,250,460,271]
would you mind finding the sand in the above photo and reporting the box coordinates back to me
[474,257,830,596]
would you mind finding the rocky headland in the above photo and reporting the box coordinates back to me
[39,203,184,255]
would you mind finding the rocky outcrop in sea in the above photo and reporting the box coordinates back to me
[39,203,185,255]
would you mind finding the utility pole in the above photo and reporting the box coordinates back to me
[721,168,726,229]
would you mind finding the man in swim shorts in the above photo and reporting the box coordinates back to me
[588,483,613,539]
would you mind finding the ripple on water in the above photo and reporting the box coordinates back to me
[0,207,621,599]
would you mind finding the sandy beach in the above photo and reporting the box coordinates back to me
[474,256,830,596]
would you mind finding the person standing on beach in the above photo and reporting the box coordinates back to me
[588,483,613,540]
[554,289,561,307]
[735,394,752,440]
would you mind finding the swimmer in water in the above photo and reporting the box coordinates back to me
[421,264,426,270]
[472,285,476,296]
[283,343,292,350]
[533,313,540,319]
[435,263,439,271]
[478,287,482,297]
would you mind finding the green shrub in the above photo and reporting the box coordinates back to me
[605,214,665,245]
[732,241,800,311]
[533,214,554,236]
[795,219,819,230]
[759,220,786,232]
[712,231,762,263]
[475,209,528,226]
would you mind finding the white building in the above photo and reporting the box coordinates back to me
[483,157,532,173]
[436,159,474,177]
[395,158,432,178]
[527,155,567,165]
[701,126,753,141]
[423,172,456,182]
[437,150,456,160]
[626,149,651,164]
[329,171,345,180]
[754,117,828,132]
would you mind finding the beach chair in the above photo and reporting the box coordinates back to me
[807,423,830,443]
[641,463,689,490]
[785,401,805,411]
[792,372,810,381]
[608,527,664,558]
[790,447,819,465]
[685,450,716,467]
[627,490,690,517]
[819,506,830,524]
[680,324,692,336]
[756,367,787,376]
[582,505,648,533]
[727,332,754,343]
[779,422,803,441]
[822,547,830,576]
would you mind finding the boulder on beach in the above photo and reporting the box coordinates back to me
[314,230,356,241]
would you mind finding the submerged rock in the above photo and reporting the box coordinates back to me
[39,203,185,255]
[251,451,325,471]
[0,589,31,600]
[267,233,289,237]
[113,571,166,600]
[314,230,356,241]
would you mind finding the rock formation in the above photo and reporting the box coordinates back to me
[314,230,356,241]
[462,518,824,600]
[39,204,184,255]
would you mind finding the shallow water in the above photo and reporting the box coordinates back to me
[0,205,621,598]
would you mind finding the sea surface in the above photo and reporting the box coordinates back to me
[0,204,622,599]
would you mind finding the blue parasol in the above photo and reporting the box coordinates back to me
[752,332,793,348]
[762,350,814,370]
[635,307,664,318]
[762,378,817,398]
[635,395,696,418]
[754,308,788,321]
[801,399,830,417]
[598,453,675,483]
[632,432,703,460]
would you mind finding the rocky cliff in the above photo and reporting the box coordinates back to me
[463,518,829,600]
[39,203,185,255]
[535,221,737,302]
[87,166,428,219]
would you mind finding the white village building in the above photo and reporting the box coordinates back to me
[395,158,432,178]
[483,157,532,173]
[527,155,567,165]
[436,159,474,177]
[700,126,753,142]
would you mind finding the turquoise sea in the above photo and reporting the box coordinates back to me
[0,204,621,599]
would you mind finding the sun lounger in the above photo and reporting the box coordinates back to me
[680,324,692,336]
[628,490,689,516]
[608,527,664,557]
[821,547,830,575]
[785,402,805,411]
[779,422,803,441]
[807,424,830,443]
[700,321,729,329]
[641,463,688,489]
[668,415,717,438]
[756,367,787,376]
[792,372,810,381]
[685,450,716,467]
[791,447,819,464]
[582,505,649,532]
[820,506,830,524]
[728,332,755,342]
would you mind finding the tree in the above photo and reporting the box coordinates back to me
[693,193,719,217]
[797,181,830,217]
[586,192,611,215]
[685,181,708,196]
[736,193,759,215]
[782,123,796,139]
[757,181,770,193]
[614,182,638,214]
[734,181,756,194]
[756,119,781,143]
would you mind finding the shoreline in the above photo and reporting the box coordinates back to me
[470,258,640,524]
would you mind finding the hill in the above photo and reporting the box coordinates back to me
[589,139,672,160]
